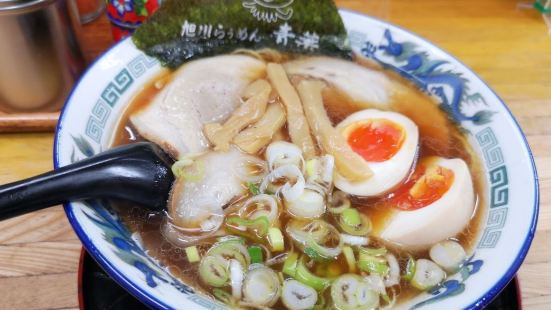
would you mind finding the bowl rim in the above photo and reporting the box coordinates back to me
[54,8,539,310]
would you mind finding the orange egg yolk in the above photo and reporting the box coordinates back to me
[346,119,405,162]
[389,164,454,211]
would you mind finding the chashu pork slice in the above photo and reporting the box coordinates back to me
[283,56,396,109]
[168,148,256,229]
[131,55,266,158]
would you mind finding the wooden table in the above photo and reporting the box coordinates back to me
[0,1,549,309]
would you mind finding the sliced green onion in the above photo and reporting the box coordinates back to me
[341,234,369,246]
[242,266,281,306]
[342,246,357,273]
[285,188,326,219]
[358,246,387,257]
[403,255,416,281]
[185,246,200,263]
[224,225,263,243]
[229,259,244,299]
[266,141,304,171]
[338,212,372,236]
[213,288,233,305]
[341,208,361,226]
[303,247,322,262]
[282,279,318,310]
[295,257,332,291]
[268,227,285,251]
[283,252,299,277]
[358,253,389,276]
[429,240,467,272]
[305,155,334,190]
[261,164,305,201]
[355,282,379,309]
[247,182,261,195]
[238,194,279,225]
[199,255,229,287]
[287,219,342,261]
[226,216,270,237]
[248,246,264,264]
[331,274,379,310]
[411,259,445,290]
[266,252,289,266]
[207,240,251,268]
[385,254,400,287]
[306,158,317,177]
[217,235,245,244]
[286,219,330,246]
[302,222,343,262]
[304,232,343,262]
[329,191,351,214]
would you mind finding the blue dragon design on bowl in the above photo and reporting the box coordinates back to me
[361,29,494,126]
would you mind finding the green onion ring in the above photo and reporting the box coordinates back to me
[295,256,332,291]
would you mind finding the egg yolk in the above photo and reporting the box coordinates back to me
[346,119,405,162]
[389,164,454,211]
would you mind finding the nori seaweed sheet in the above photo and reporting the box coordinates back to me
[133,0,351,68]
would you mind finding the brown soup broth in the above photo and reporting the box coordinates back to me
[111,55,486,307]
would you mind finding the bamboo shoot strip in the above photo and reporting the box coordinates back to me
[297,80,373,181]
[267,63,317,159]
[204,79,271,151]
[234,103,287,154]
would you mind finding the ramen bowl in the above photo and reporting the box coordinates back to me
[54,10,538,310]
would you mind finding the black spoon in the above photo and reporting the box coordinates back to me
[0,142,175,221]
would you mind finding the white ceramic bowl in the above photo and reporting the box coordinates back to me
[55,9,538,310]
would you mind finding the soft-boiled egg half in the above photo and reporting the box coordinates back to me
[378,156,476,249]
[334,109,419,197]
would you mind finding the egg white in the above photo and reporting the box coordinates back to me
[379,157,476,249]
[334,109,419,197]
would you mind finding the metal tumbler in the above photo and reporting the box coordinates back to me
[0,0,85,112]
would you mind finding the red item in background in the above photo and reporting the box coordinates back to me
[106,0,161,41]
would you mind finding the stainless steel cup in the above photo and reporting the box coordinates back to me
[0,0,85,113]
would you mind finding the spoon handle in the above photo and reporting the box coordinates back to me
[0,142,174,220]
